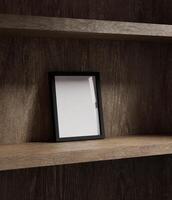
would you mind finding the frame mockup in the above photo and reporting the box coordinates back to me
[49,72,104,142]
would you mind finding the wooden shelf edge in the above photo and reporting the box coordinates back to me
[0,135,172,171]
[0,14,172,40]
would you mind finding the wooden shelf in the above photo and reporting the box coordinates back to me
[0,14,172,40]
[0,135,172,171]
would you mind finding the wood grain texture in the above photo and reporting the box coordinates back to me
[0,0,172,200]
[1,14,172,41]
[0,0,172,24]
[1,38,172,143]
[0,155,169,200]
[0,135,172,171]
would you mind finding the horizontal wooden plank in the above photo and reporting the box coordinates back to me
[0,14,172,40]
[0,135,172,171]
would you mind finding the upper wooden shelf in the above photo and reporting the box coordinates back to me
[0,135,172,171]
[0,14,172,40]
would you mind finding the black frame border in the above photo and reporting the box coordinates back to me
[49,71,105,142]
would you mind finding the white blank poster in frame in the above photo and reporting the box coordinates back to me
[49,72,104,142]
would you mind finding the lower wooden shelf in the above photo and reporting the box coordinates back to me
[0,135,172,171]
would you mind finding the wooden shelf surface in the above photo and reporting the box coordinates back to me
[0,135,172,171]
[0,14,172,40]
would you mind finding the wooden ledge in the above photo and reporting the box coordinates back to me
[0,14,172,40]
[0,135,172,171]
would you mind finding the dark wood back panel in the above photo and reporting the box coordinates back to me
[0,0,172,199]
[0,155,170,200]
[0,38,172,143]
[0,0,172,24]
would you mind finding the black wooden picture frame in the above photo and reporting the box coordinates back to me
[49,72,105,142]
